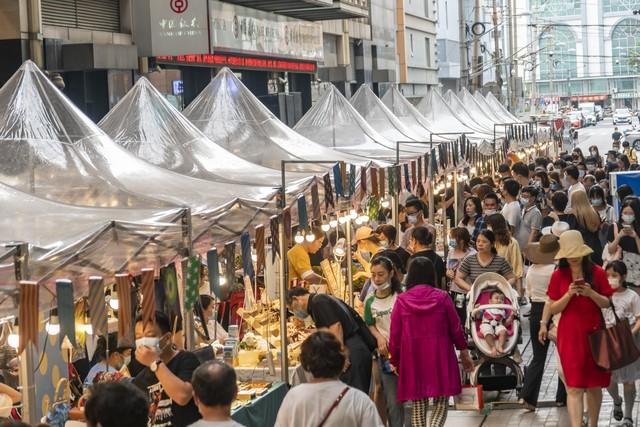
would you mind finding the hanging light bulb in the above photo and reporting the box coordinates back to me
[333,238,346,261]
[305,233,316,243]
[470,166,477,175]
[294,232,305,244]
[321,223,331,232]
[338,215,349,224]
[380,198,390,208]
[108,291,119,311]
[329,218,338,228]
[7,320,18,349]
[349,209,358,219]
[447,174,453,181]
[354,217,363,225]
[219,276,227,286]
[46,312,60,336]
[358,214,369,224]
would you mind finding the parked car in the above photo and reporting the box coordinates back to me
[567,111,585,128]
[625,127,640,150]
[580,110,596,126]
[613,108,632,125]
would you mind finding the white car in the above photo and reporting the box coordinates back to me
[613,108,632,125]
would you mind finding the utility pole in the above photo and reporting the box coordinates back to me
[506,0,513,110]
[459,0,469,90]
[471,0,481,91]
[492,0,503,101]
[510,0,518,112]
[530,21,538,114]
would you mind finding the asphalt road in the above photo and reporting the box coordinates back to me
[576,117,639,156]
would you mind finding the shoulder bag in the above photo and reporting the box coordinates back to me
[318,386,349,427]
[588,299,640,371]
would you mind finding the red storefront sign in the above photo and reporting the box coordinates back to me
[155,53,317,73]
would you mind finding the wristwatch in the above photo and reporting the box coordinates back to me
[150,360,163,373]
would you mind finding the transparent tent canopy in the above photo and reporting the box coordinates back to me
[484,92,521,123]
[0,245,18,317]
[0,61,279,249]
[99,77,313,191]
[0,183,186,310]
[444,90,494,134]
[460,87,505,126]
[350,84,424,143]
[416,89,483,139]
[473,91,509,124]
[294,85,419,160]
[184,68,368,171]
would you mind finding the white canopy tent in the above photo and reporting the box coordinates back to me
[484,92,521,123]
[0,61,278,250]
[294,85,420,161]
[184,68,368,171]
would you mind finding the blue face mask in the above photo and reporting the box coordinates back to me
[448,239,457,249]
[550,182,560,191]
[591,199,603,207]
[293,307,308,320]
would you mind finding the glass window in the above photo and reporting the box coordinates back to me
[146,69,184,110]
[108,70,132,109]
[616,78,635,90]
[425,38,431,67]
[611,18,640,76]
[539,25,578,81]
[590,79,609,92]
[603,0,640,13]
[531,0,581,17]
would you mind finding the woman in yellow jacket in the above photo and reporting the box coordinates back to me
[486,213,525,300]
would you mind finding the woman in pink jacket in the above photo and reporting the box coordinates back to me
[390,256,474,427]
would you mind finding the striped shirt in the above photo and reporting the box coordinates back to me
[458,254,513,286]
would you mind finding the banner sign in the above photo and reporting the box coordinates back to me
[209,0,323,61]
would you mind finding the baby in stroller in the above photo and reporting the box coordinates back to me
[475,289,514,356]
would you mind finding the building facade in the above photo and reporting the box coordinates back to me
[396,0,439,99]
[519,0,640,110]
[436,0,461,92]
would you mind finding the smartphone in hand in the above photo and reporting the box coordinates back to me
[574,278,585,287]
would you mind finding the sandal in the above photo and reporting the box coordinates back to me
[622,417,634,427]
[613,399,623,421]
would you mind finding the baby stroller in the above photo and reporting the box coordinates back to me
[465,272,524,392]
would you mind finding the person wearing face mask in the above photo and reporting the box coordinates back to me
[286,287,374,393]
[364,257,405,427]
[194,295,228,347]
[84,333,133,390]
[459,196,484,243]
[482,192,500,217]
[516,186,543,253]
[602,261,640,427]
[622,141,638,164]
[375,224,410,273]
[400,198,426,250]
[585,156,598,174]
[500,179,522,233]
[352,226,384,282]
[608,198,640,285]
[589,185,614,224]
[446,227,476,325]
[133,311,201,427]
[588,146,603,168]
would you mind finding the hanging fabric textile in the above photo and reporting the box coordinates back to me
[349,164,356,197]
[411,161,417,189]
[380,168,386,196]
[185,257,201,311]
[88,276,107,337]
[371,168,379,197]
[160,263,182,328]
[404,164,411,192]
[417,158,422,183]
[240,231,255,283]
[224,242,236,290]
[360,166,368,196]
[333,164,343,198]
[255,225,265,277]
[283,206,292,244]
[340,162,348,198]
[140,269,156,329]
[388,167,395,196]
[207,248,221,299]
[311,181,321,222]
[18,281,38,353]
[430,149,438,179]
[115,274,134,347]
[297,195,309,232]
[395,166,402,195]
[56,279,76,346]
[323,173,335,210]
[270,215,280,263]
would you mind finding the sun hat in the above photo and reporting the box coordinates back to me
[554,230,593,259]
[352,226,374,245]
[551,221,570,237]
[524,234,560,265]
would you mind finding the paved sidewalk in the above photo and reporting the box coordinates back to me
[443,309,640,426]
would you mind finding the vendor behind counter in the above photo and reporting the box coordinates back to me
[287,227,325,284]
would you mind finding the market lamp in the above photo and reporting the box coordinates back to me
[294,232,305,244]
[45,310,60,336]
[380,198,390,209]
[7,319,18,349]
[107,290,119,311]
[333,238,347,262]
[321,215,331,232]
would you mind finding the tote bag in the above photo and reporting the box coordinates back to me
[589,300,640,371]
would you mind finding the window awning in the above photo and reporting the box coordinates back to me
[220,0,369,20]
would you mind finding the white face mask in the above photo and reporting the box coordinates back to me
[407,214,419,225]
[135,337,160,352]
[622,214,635,224]
[372,281,391,291]
[484,209,497,216]
[609,277,620,289]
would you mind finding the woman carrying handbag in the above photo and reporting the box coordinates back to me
[602,261,640,427]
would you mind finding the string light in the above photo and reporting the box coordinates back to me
[305,233,316,243]
[7,320,18,349]
[380,198,390,208]
[108,291,119,311]
[321,223,331,232]
[46,311,60,336]
[294,232,305,244]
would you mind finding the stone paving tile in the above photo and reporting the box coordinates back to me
[445,308,640,426]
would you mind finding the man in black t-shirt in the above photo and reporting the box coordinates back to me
[133,311,201,427]
[407,226,446,290]
[286,287,372,393]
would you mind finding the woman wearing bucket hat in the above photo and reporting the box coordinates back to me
[547,230,614,427]
[520,235,567,410]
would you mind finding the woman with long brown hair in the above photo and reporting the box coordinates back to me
[485,213,524,298]
[569,190,603,265]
